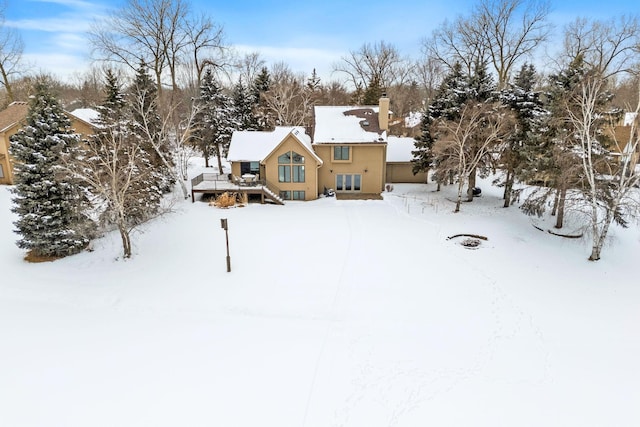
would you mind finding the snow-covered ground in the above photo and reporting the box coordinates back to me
[1,163,639,427]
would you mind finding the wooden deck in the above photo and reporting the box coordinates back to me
[191,173,285,205]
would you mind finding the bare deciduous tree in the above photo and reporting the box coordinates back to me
[569,71,640,261]
[424,0,550,88]
[477,0,550,89]
[263,62,312,127]
[235,51,266,88]
[90,0,226,96]
[332,41,413,91]
[130,75,192,198]
[562,16,640,79]
[413,55,444,106]
[424,16,487,78]
[182,13,227,86]
[0,2,25,104]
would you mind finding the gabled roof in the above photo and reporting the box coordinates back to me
[69,108,100,126]
[387,136,417,162]
[0,102,28,133]
[227,126,322,165]
[313,105,387,144]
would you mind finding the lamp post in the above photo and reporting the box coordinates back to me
[220,218,231,272]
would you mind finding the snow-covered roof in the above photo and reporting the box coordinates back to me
[405,111,422,128]
[313,106,387,144]
[386,136,417,162]
[623,112,638,126]
[227,126,321,164]
[69,108,100,125]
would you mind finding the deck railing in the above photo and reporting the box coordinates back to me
[191,173,228,188]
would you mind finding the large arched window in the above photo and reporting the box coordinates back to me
[278,151,305,182]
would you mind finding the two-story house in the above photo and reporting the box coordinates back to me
[224,96,426,202]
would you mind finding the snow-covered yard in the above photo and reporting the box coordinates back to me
[1,171,639,426]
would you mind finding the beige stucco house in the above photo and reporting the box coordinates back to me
[312,99,389,196]
[0,102,97,185]
[227,126,323,201]
[225,96,425,202]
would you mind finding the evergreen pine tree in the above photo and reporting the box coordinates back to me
[129,62,174,193]
[499,63,547,207]
[194,68,238,173]
[363,75,384,105]
[306,68,321,92]
[521,56,588,227]
[10,82,93,258]
[251,66,272,130]
[232,77,258,131]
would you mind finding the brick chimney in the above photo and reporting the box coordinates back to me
[378,94,390,131]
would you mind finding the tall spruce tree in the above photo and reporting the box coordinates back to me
[194,68,237,173]
[363,75,384,105]
[251,66,273,130]
[232,77,258,131]
[10,82,93,258]
[499,63,547,207]
[521,56,587,228]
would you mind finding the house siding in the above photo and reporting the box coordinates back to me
[386,163,428,183]
[0,129,17,185]
[315,143,386,194]
[263,134,319,201]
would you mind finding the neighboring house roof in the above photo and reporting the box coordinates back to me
[0,102,28,133]
[623,112,638,126]
[387,136,417,162]
[405,111,422,128]
[0,103,98,134]
[313,105,387,144]
[70,108,100,125]
[227,126,322,164]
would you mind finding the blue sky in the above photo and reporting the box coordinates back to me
[4,0,639,83]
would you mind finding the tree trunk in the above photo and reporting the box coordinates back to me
[0,65,14,103]
[555,187,566,229]
[551,189,559,216]
[204,156,210,168]
[118,225,132,259]
[455,178,463,212]
[466,169,476,202]
[216,143,224,175]
[503,168,513,208]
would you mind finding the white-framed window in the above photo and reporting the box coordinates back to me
[336,174,361,192]
[0,163,4,179]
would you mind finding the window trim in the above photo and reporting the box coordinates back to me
[333,146,351,162]
[278,151,305,183]
[336,174,362,192]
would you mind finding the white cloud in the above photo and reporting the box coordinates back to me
[23,52,91,80]
[7,17,93,32]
